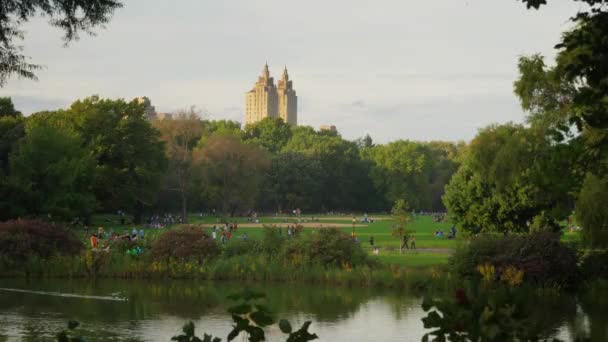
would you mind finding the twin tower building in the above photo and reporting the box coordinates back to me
[245,64,297,126]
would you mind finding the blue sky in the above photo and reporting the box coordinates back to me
[2,0,580,143]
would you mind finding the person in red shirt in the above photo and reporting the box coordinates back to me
[90,234,99,250]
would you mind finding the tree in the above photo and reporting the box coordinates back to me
[64,96,167,222]
[284,126,374,211]
[577,174,608,248]
[8,121,96,220]
[391,199,411,254]
[443,124,577,234]
[0,97,22,117]
[362,140,459,211]
[154,108,204,223]
[243,117,292,154]
[260,152,323,212]
[0,0,123,86]
[199,134,269,216]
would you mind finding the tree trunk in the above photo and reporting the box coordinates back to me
[181,191,188,223]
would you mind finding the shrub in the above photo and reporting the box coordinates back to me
[451,232,578,288]
[222,239,259,258]
[281,229,368,268]
[578,249,608,281]
[0,219,83,261]
[577,173,608,248]
[152,225,220,262]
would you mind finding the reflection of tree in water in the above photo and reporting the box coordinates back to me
[573,292,608,341]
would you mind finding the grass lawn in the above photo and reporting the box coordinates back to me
[85,213,460,267]
[83,213,582,268]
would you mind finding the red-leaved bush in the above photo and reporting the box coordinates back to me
[0,219,83,261]
[152,225,220,262]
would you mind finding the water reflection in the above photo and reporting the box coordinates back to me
[0,279,605,341]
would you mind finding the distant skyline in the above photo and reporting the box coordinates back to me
[2,0,580,143]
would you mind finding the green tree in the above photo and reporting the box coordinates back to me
[363,140,459,211]
[243,117,292,154]
[154,108,205,222]
[260,152,323,212]
[0,97,22,117]
[577,174,608,248]
[391,199,411,254]
[199,133,269,216]
[443,124,577,234]
[8,121,96,220]
[0,0,123,86]
[64,96,167,222]
[284,126,374,211]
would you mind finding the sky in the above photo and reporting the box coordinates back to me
[1,0,582,143]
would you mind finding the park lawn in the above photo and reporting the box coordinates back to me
[83,213,582,269]
[372,250,451,268]
[83,213,460,268]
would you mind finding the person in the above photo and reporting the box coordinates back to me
[98,227,105,239]
[373,247,379,256]
[243,232,249,241]
[402,235,409,249]
[132,228,138,238]
[212,230,217,240]
[90,233,99,250]
[139,228,145,239]
[410,235,416,249]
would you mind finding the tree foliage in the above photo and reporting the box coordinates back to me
[8,120,96,220]
[443,124,577,234]
[577,174,608,248]
[154,108,205,222]
[200,133,269,215]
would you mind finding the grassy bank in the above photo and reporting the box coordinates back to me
[0,253,452,291]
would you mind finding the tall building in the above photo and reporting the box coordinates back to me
[245,64,297,126]
[136,96,157,120]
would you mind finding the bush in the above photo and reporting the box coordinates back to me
[281,229,368,268]
[0,219,83,261]
[577,173,608,248]
[451,232,578,288]
[578,249,608,282]
[222,239,259,258]
[152,225,220,262]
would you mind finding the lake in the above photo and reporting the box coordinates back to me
[0,279,605,341]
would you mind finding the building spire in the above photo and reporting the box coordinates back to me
[282,65,289,80]
[262,62,270,78]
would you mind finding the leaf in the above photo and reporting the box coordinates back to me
[67,320,80,330]
[183,321,196,337]
[250,310,274,327]
[56,331,69,342]
[286,321,318,342]
[279,319,292,334]
[244,326,265,342]
[228,304,252,315]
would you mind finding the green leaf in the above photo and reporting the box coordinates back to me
[279,319,292,334]
[228,304,252,315]
[250,310,274,327]
[67,320,80,330]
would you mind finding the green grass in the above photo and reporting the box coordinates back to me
[84,213,461,268]
[82,213,583,269]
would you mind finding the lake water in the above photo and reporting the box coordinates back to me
[0,279,606,341]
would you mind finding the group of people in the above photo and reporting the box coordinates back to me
[87,225,146,252]
[147,213,183,228]
[211,223,241,244]
[434,225,457,239]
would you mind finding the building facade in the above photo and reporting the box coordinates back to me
[245,64,297,126]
